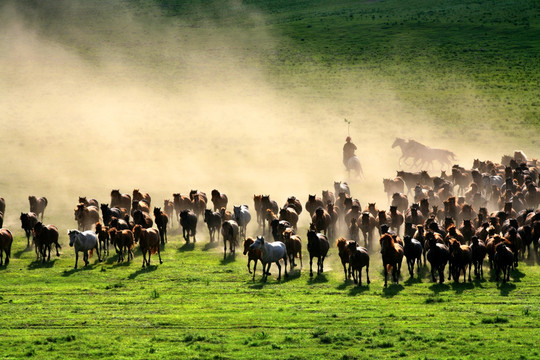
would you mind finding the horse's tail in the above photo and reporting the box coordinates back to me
[386,263,394,273]
[89,248,94,258]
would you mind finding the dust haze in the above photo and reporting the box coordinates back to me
[0,1,536,230]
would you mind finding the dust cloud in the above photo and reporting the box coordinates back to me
[0,1,535,230]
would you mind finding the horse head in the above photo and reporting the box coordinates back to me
[68,229,81,247]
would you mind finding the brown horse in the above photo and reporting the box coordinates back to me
[347,242,370,286]
[279,207,299,231]
[95,222,110,257]
[426,232,450,283]
[133,225,162,267]
[204,209,222,243]
[173,193,192,224]
[110,190,131,214]
[133,209,153,229]
[283,228,302,271]
[163,199,174,229]
[33,222,61,263]
[261,195,279,235]
[243,237,262,280]
[0,228,13,266]
[391,193,409,213]
[253,195,263,227]
[211,190,228,211]
[305,195,324,217]
[133,189,151,207]
[469,236,487,279]
[389,206,404,236]
[190,190,208,218]
[108,228,134,263]
[78,197,99,208]
[222,220,239,259]
[383,178,405,203]
[321,191,335,207]
[494,242,514,282]
[359,212,377,249]
[312,207,331,236]
[380,234,404,287]
[74,203,100,231]
[336,237,355,280]
[449,238,472,282]
[326,203,340,240]
[29,196,48,221]
[284,196,303,216]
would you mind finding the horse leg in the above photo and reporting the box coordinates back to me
[247,259,252,274]
[223,241,227,260]
[276,261,282,281]
[157,244,163,264]
[74,251,79,269]
[384,265,388,287]
[309,256,313,277]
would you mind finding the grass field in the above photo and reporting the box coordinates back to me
[1,0,540,359]
[1,228,539,360]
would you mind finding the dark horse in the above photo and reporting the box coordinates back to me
[33,222,61,263]
[426,232,450,284]
[380,233,404,287]
[307,224,330,277]
[153,207,169,245]
[20,212,38,248]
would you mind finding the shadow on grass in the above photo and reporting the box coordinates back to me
[282,269,302,282]
[202,241,220,251]
[105,254,120,264]
[511,267,525,282]
[14,246,33,259]
[307,273,328,284]
[220,254,237,265]
[428,282,450,294]
[178,243,195,252]
[348,284,370,295]
[450,281,474,294]
[497,281,517,296]
[404,275,423,286]
[27,259,57,270]
[128,264,158,280]
[61,261,100,276]
[382,284,404,297]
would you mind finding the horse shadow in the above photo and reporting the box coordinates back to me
[112,260,133,268]
[404,276,423,286]
[61,262,99,276]
[428,282,450,294]
[105,254,120,264]
[450,281,474,294]
[511,268,526,282]
[14,246,33,259]
[382,284,404,297]
[128,265,158,280]
[307,273,328,285]
[348,284,370,296]
[220,254,236,265]
[27,259,57,270]
[282,269,302,282]
[178,243,195,252]
[498,282,517,296]
[203,242,220,251]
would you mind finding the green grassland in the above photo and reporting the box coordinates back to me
[2,0,540,359]
[1,230,539,360]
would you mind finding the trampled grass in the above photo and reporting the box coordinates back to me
[1,229,539,359]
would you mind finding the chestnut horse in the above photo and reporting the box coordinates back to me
[221,220,239,259]
[283,228,302,271]
[110,190,131,214]
[211,190,228,211]
[0,228,13,266]
[336,237,355,280]
[133,225,162,267]
[380,233,404,287]
[243,237,262,280]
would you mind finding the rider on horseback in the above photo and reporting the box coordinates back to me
[343,136,357,169]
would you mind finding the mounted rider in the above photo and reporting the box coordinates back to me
[343,136,357,169]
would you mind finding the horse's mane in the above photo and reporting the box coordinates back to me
[335,237,348,250]
[380,233,395,248]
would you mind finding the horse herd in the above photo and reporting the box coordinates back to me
[1,151,539,288]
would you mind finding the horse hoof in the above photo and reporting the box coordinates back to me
[160,261,163,264]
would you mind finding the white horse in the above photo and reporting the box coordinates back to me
[233,205,251,239]
[249,236,288,281]
[346,156,364,179]
[68,229,101,269]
